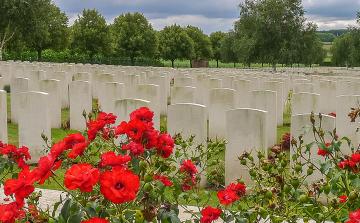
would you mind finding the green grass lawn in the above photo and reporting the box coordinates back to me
[161,59,318,69]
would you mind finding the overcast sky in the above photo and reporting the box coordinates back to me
[53,0,360,34]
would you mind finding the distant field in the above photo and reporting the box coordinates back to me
[323,42,333,63]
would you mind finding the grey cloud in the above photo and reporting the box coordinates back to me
[303,0,360,20]
[54,0,240,20]
[54,0,359,33]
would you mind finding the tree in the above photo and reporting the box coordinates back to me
[331,33,353,67]
[185,26,212,63]
[0,0,30,60]
[236,0,306,70]
[111,13,157,65]
[24,0,69,61]
[220,31,238,67]
[158,24,194,68]
[210,31,225,67]
[72,9,111,59]
[300,23,325,66]
[331,12,360,67]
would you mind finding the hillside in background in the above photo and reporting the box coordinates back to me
[316,29,348,42]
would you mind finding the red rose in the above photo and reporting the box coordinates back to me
[156,133,174,158]
[50,141,67,158]
[339,195,348,203]
[200,206,222,223]
[115,121,127,136]
[317,142,331,157]
[123,119,148,142]
[32,154,62,185]
[317,148,329,157]
[64,164,100,192]
[338,160,348,169]
[217,182,246,205]
[346,208,360,223]
[4,168,35,207]
[217,189,239,205]
[0,145,31,170]
[87,120,106,141]
[100,168,140,204]
[227,182,246,197]
[153,175,173,187]
[0,202,25,223]
[97,112,117,125]
[68,142,89,159]
[81,217,109,223]
[180,160,198,176]
[351,153,360,163]
[130,107,154,125]
[63,133,86,149]
[99,151,131,168]
[143,129,159,149]
[122,142,145,156]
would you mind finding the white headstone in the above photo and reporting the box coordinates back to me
[40,79,61,128]
[336,81,360,96]
[263,81,284,125]
[171,86,196,104]
[336,95,360,154]
[93,73,114,98]
[293,83,315,93]
[46,71,69,108]
[291,114,335,183]
[114,99,150,124]
[10,77,29,123]
[98,82,125,114]
[147,75,169,115]
[135,84,161,129]
[69,81,92,130]
[0,90,7,143]
[225,108,268,185]
[174,77,194,87]
[209,78,222,89]
[168,103,207,144]
[194,74,208,106]
[319,80,337,114]
[0,77,4,91]
[251,90,277,146]
[28,70,45,91]
[73,72,91,81]
[18,91,51,163]
[292,93,320,115]
[233,79,251,108]
[122,74,140,97]
[209,88,236,139]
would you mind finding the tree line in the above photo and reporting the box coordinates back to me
[1,0,327,68]
[331,13,360,67]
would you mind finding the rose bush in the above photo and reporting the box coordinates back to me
[0,107,359,222]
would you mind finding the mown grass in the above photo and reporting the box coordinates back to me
[161,59,319,69]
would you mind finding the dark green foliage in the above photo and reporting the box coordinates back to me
[111,12,158,65]
[209,31,225,67]
[185,25,212,60]
[71,9,111,59]
[158,25,194,68]
[24,0,69,61]
[220,31,238,67]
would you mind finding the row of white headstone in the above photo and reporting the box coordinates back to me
[1,61,360,185]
